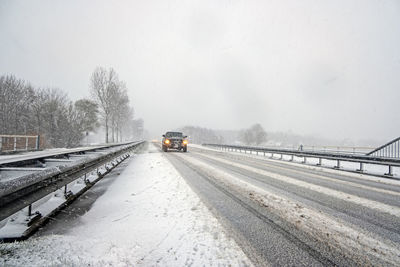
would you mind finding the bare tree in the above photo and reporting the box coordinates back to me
[131,118,144,141]
[90,67,120,143]
[179,126,223,144]
[240,123,267,145]
[40,88,69,147]
[0,75,34,134]
[75,99,99,133]
[0,71,137,148]
[31,88,48,136]
[111,83,130,142]
[90,67,137,143]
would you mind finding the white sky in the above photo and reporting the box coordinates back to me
[1,0,399,141]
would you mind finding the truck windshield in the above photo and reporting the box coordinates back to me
[166,132,183,138]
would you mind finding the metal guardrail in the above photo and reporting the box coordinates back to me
[288,145,373,155]
[202,144,400,178]
[0,141,140,167]
[0,141,145,222]
[367,137,400,158]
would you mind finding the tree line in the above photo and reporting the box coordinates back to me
[0,67,141,148]
[179,123,267,145]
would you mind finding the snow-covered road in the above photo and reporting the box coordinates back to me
[0,143,252,266]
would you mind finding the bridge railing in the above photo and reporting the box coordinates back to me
[366,137,400,158]
[202,143,400,178]
[257,145,374,156]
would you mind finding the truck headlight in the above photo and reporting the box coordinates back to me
[182,140,188,145]
[164,139,170,144]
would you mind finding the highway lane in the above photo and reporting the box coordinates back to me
[164,145,400,266]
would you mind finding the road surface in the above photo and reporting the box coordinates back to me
[165,144,400,266]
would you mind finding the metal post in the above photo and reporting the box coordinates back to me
[335,160,341,169]
[290,155,294,161]
[302,157,306,164]
[14,137,17,151]
[280,154,283,160]
[317,158,322,166]
[28,204,32,217]
[0,136,2,152]
[263,152,265,156]
[64,185,67,195]
[386,166,393,176]
[357,162,364,172]
[25,137,28,150]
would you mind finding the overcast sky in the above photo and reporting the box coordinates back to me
[1,0,399,141]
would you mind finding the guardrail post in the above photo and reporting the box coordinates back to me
[0,136,2,152]
[263,152,265,156]
[28,204,32,217]
[14,137,17,151]
[385,166,393,176]
[317,158,322,166]
[290,155,294,161]
[280,154,283,160]
[334,160,341,169]
[270,153,274,159]
[302,157,306,164]
[357,163,364,172]
[25,137,29,150]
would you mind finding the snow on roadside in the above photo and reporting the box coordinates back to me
[0,144,252,266]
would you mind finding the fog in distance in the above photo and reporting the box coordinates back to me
[1,0,399,143]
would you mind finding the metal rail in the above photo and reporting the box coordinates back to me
[0,141,145,222]
[367,137,400,158]
[0,141,138,167]
[202,144,400,178]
